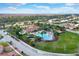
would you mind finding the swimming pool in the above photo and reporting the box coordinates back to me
[35,32,54,41]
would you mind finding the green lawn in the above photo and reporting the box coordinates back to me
[35,31,79,54]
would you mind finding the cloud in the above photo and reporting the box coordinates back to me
[34,6,79,14]
[1,6,79,14]
[7,7,17,10]
[65,3,79,7]
[0,6,17,11]
[7,3,27,7]
[50,7,79,14]
[35,6,50,10]
[33,5,79,14]
[65,3,76,6]
[0,4,79,14]
[15,3,27,6]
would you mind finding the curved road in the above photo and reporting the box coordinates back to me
[0,30,41,56]
[0,30,74,56]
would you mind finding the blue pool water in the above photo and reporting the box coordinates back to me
[36,33,53,41]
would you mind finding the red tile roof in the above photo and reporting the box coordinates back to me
[26,24,39,32]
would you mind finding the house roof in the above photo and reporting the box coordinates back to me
[26,24,39,32]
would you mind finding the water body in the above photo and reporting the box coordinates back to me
[35,32,54,41]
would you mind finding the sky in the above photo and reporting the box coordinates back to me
[0,3,79,14]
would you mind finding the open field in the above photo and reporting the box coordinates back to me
[35,31,79,54]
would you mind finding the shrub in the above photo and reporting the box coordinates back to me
[0,34,3,39]
[0,42,8,47]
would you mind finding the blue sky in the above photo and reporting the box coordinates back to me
[0,3,79,14]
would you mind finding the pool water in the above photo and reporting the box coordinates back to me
[36,32,54,41]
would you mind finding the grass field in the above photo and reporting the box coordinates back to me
[35,31,79,54]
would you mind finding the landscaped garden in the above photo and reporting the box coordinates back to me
[7,23,79,54]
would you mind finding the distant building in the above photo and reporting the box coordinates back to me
[48,19,52,24]
[60,20,68,23]
[64,23,79,30]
